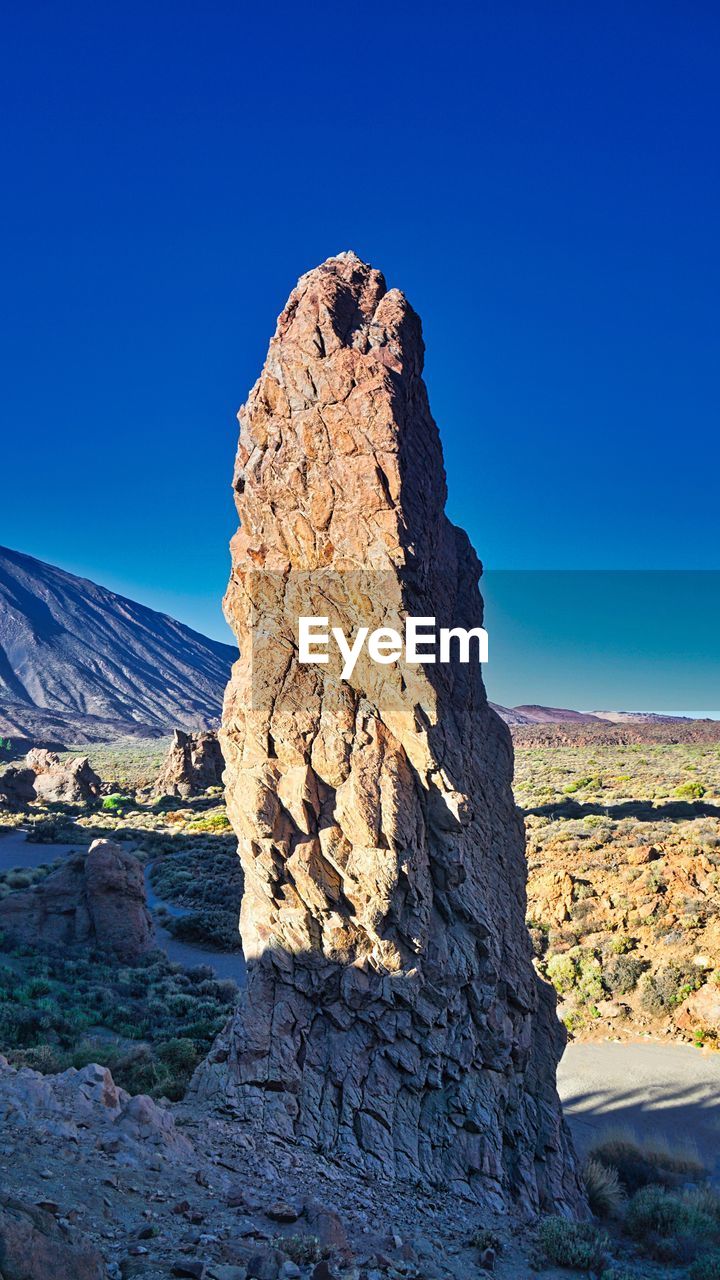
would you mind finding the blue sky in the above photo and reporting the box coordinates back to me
[2,3,719,713]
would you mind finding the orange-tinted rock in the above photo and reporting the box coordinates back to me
[195,253,583,1215]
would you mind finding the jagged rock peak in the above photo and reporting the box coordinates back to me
[195,254,585,1218]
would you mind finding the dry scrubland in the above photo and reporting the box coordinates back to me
[1,731,717,1105]
[2,731,720,1276]
[518,739,720,1045]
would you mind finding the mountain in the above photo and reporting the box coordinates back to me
[0,546,235,744]
[490,703,603,725]
[591,710,692,724]
[490,703,695,728]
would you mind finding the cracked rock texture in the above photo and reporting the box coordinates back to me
[0,838,154,962]
[196,252,583,1214]
[153,729,225,798]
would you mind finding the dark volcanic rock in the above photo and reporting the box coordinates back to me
[0,838,154,961]
[193,253,584,1215]
[154,729,225,798]
[0,1191,107,1279]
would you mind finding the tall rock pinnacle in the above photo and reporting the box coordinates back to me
[197,252,583,1212]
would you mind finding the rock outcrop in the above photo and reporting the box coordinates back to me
[197,252,583,1214]
[153,728,224,797]
[24,749,102,803]
[0,764,37,810]
[0,838,154,961]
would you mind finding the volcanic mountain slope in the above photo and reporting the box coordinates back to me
[0,546,235,743]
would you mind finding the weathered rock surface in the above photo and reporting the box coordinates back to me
[0,1190,107,1280]
[195,252,583,1214]
[154,729,225,798]
[0,838,154,961]
[0,765,36,810]
[676,981,720,1034]
[25,748,102,803]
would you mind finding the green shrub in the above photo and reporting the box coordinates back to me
[676,782,706,800]
[101,794,132,812]
[625,1185,720,1263]
[536,1217,609,1270]
[547,952,577,993]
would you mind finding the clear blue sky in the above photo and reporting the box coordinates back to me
[2,3,719,712]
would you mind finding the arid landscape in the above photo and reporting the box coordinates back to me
[0,250,719,1280]
[1,722,720,1277]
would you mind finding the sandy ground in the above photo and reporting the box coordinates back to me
[558,1039,720,1176]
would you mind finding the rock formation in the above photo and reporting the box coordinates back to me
[197,252,583,1214]
[0,764,37,810]
[24,749,102,803]
[153,728,224,797]
[0,838,154,961]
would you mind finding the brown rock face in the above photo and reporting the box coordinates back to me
[154,729,224,798]
[0,838,154,961]
[198,253,582,1213]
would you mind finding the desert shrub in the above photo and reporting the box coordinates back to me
[576,952,604,1003]
[690,1250,720,1279]
[25,817,76,843]
[468,1227,502,1252]
[4,871,32,889]
[273,1234,325,1264]
[0,941,237,1099]
[603,954,646,995]
[547,952,577,993]
[101,794,132,812]
[609,934,636,955]
[188,812,231,832]
[583,1158,624,1218]
[536,1217,609,1270]
[625,1184,720,1263]
[156,1037,198,1071]
[676,782,706,800]
[589,1132,705,1194]
[641,965,699,1015]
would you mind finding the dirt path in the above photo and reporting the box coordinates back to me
[558,1040,720,1176]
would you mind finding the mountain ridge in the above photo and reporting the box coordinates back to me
[0,545,234,743]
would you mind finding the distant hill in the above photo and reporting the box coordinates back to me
[490,702,717,743]
[490,704,602,726]
[491,703,695,728]
[0,546,235,745]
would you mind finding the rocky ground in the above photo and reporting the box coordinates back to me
[0,1051,561,1280]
